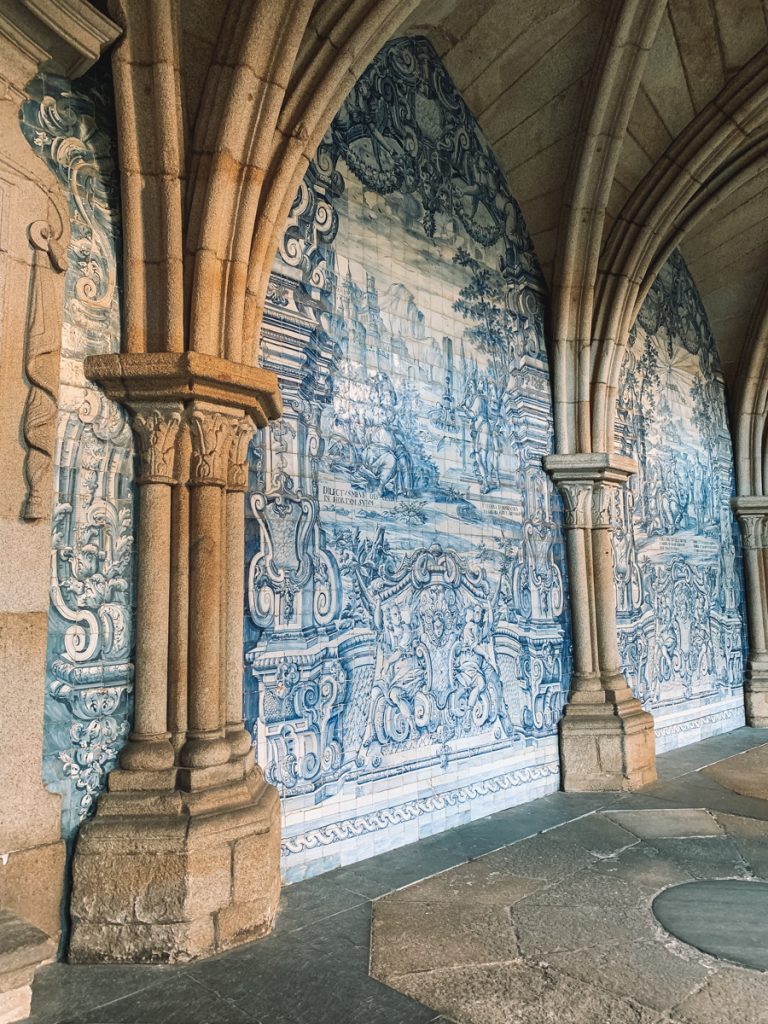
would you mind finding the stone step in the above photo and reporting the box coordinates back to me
[0,910,55,1024]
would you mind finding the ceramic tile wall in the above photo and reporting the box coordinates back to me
[248,37,571,881]
[615,251,747,751]
[20,64,133,837]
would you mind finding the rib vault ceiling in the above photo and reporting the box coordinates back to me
[400,0,768,393]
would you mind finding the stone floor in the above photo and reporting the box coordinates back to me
[21,727,768,1024]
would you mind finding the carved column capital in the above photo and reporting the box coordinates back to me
[188,406,239,487]
[738,513,766,551]
[227,416,255,492]
[557,481,593,528]
[131,403,184,484]
[591,480,619,528]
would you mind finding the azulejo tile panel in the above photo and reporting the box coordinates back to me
[615,250,747,751]
[20,63,133,836]
[247,37,571,880]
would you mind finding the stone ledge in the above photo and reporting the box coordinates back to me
[0,909,55,1024]
[84,351,282,426]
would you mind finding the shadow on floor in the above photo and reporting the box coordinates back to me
[22,727,768,1024]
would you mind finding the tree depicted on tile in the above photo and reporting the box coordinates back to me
[245,37,571,879]
[20,64,134,835]
[614,250,747,751]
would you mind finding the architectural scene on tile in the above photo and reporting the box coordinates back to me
[26,36,746,882]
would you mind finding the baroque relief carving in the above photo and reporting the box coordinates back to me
[22,219,68,520]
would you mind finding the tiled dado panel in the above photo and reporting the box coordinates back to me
[246,37,571,881]
[21,65,134,837]
[615,251,747,752]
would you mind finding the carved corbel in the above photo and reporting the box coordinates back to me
[22,219,68,520]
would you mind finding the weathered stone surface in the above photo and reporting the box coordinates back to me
[69,773,281,963]
[546,938,711,1011]
[672,964,768,1024]
[512,901,659,956]
[388,960,660,1024]
[475,835,597,880]
[648,837,750,880]
[384,860,544,906]
[701,745,768,800]
[604,809,722,839]
[543,812,639,856]
[371,901,518,979]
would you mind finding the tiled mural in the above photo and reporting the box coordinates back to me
[615,250,746,751]
[247,37,571,880]
[21,65,133,836]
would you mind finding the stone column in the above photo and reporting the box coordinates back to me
[71,352,282,964]
[225,417,257,759]
[117,404,182,779]
[545,453,657,791]
[733,498,768,725]
[178,406,235,774]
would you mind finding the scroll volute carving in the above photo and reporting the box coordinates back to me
[22,219,68,521]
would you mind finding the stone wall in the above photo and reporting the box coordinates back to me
[246,37,571,881]
[614,250,747,750]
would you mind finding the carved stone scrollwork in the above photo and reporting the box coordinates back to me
[131,404,183,484]
[228,416,255,492]
[188,408,237,486]
[22,219,68,520]
[557,481,593,528]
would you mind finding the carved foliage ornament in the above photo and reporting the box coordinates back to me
[188,409,238,486]
[131,404,183,483]
[557,482,593,529]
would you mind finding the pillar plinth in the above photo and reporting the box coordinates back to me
[545,453,656,791]
[69,353,283,963]
[733,499,768,726]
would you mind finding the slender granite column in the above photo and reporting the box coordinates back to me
[225,417,257,759]
[179,406,235,771]
[733,498,768,725]
[545,453,657,790]
[118,403,182,778]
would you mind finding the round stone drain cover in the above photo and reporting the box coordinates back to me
[653,880,768,971]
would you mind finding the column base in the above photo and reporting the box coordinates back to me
[559,694,657,791]
[68,766,281,963]
[745,662,768,727]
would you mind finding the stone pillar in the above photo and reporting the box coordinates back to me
[69,352,282,964]
[179,407,235,775]
[117,405,181,779]
[733,498,768,726]
[545,453,657,791]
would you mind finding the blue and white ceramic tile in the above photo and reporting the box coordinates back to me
[615,250,747,751]
[20,64,134,836]
[247,37,571,880]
